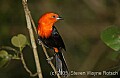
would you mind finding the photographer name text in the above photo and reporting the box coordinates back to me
[50,70,118,76]
[70,71,118,76]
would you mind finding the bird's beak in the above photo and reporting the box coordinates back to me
[56,16,63,20]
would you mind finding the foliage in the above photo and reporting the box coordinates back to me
[101,26,120,51]
[101,26,120,60]
[0,34,28,68]
[11,34,28,51]
[0,50,12,68]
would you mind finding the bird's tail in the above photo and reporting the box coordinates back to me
[55,52,69,77]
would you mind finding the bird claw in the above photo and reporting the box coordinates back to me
[46,53,57,63]
[38,39,42,45]
[46,57,53,63]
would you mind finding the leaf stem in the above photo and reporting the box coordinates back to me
[20,52,38,77]
[0,46,19,54]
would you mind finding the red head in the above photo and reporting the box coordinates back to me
[38,12,63,26]
[38,12,63,38]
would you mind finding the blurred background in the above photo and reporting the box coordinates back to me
[0,0,120,78]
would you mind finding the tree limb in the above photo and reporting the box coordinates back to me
[22,0,61,78]
[22,0,43,78]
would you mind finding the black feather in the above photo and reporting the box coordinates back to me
[38,26,66,51]
[38,26,69,77]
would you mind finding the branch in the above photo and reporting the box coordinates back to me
[28,12,37,34]
[0,46,37,76]
[41,44,61,78]
[22,0,61,78]
[20,52,38,77]
[27,3,61,78]
[22,0,43,78]
[28,6,61,78]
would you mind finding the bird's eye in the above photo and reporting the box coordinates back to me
[52,15,56,18]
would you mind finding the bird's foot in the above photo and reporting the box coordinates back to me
[46,53,57,63]
[46,57,53,63]
[38,39,42,45]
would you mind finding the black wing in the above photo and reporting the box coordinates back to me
[38,26,66,51]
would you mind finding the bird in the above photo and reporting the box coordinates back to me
[37,12,69,77]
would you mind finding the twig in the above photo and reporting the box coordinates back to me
[22,0,43,78]
[27,2,61,78]
[0,46,37,76]
[28,6,61,78]
[28,4,61,78]
[0,46,21,60]
[0,46,18,54]
[28,12,37,34]
[22,0,61,78]
[41,44,61,78]
[20,52,38,77]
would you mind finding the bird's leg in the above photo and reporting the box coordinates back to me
[38,39,42,45]
[46,53,57,63]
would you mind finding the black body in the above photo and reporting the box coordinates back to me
[38,26,68,77]
[38,26,66,51]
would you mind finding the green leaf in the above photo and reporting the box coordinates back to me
[107,52,119,61]
[11,34,27,49]
[0,50,12,68]
[101,26,120,51]
[0,50,8,57]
